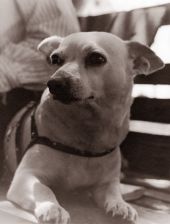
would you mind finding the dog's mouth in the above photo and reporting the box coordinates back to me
[52,93,94,104]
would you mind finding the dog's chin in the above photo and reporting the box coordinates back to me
[52,94,94,105]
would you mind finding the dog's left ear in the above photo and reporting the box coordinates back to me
[127,41,164,76]
[38,36,63,55]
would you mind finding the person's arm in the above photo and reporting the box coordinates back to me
[0,39,53,92]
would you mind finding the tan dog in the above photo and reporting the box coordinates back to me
[7,32,164,224]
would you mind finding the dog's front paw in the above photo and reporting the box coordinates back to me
[35,202,70,224]
[105,199,138,223]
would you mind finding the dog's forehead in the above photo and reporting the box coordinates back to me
[60,32,126,54]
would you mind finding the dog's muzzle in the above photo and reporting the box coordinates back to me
[47,78,95,104]
[47,78,82,104]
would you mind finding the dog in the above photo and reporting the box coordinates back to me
[6,32,164,224]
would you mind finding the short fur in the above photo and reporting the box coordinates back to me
[7,32,164,224]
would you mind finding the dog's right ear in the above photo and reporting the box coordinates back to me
[37,36,63,55]
[127,41,164,76]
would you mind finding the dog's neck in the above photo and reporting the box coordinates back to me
[35,93,131,152]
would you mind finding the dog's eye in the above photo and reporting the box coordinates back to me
[85,52,107,66]
[50,53,64,66]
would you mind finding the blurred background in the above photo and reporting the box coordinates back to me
[1,0,170,61]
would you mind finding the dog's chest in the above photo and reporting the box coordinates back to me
[38,102,126,151]
[64,158,103,188]
[50,150,119,189]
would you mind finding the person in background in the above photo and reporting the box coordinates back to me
[0,0,80,92]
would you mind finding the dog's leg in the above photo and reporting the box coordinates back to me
[7,171,70,224]
[93,179,137,223]
[7,150,70,224]
[92,149,138,223]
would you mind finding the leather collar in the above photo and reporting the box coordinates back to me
[21,102,116,158]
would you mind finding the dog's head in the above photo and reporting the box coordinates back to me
[38,32,164,104]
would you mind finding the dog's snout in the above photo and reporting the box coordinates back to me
[47,78,76,103]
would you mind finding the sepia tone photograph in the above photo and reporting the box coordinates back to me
[0,0,170,223]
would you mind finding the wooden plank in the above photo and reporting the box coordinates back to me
[144,189,170,203]
[131,98,170,123]
[123,172,170,193]
[121,183,145,201]
[135,64,170,84]
[134,196,170,212]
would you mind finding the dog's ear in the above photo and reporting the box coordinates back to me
[37,36,63,55]
[127,41,164,76]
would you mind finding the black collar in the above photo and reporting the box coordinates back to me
[25,103,116,157]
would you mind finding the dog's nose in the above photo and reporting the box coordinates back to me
[47,79,63,95]
[47,78,72,96]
